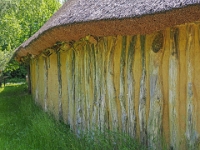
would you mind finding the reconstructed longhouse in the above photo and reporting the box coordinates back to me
[15,0,200,149]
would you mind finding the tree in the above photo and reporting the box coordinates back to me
[0,0,61,74]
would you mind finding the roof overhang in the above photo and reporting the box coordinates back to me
[14,4,200,61]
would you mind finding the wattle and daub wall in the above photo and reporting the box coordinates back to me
[30,22,200,149]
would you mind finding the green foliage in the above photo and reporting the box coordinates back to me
[3,60,20,72]
[0,0,61,72]
[0,50,14,72]
[3,63,27,81]
[0,84,147,150]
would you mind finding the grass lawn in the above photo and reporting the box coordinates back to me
[0,83,146,150]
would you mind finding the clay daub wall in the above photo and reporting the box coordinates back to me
[30,23,200,149]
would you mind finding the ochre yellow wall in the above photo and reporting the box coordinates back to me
[37,56,45,109]
[47,52,60,119]
[30,22,200,149]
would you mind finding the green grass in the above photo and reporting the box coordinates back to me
[6,78,26,84]
[0,84,146,150]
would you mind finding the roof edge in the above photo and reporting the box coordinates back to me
[15,4,200,61]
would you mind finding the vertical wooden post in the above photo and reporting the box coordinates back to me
[185,24,199,149]
[57,51,63,121]
[91,43,98,130]
[80,44,86,131]
[139,35,147,145]
[106,37,119,130]
[27,64,32,94]
[98,39,106,131]
[147,32,164,149]
[169,28,180,149]
[119,36,128,133]
[74,48,83,135]
[84,43,91,131]
[127,36,137,137]
[44,57,48,111]
[35,58,39,103]
[66,49,75,130]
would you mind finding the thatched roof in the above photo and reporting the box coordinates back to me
[15,0,200,60]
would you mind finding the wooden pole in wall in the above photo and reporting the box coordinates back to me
[27,65,31,94]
